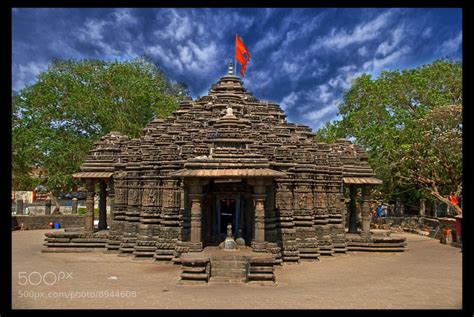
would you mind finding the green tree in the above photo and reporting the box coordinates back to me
[12,57,184,194]
[315,59,462,213]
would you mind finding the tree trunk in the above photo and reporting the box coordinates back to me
[50,192,61,214]
[428,184,462,215]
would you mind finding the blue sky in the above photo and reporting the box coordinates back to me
[12,8,462,131]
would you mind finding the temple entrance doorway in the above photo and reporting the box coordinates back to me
[217,196,239,236]
[201,179,255,247]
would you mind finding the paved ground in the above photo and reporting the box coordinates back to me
[12,229,462,309]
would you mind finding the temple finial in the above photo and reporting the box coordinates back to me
[228,61,233,76]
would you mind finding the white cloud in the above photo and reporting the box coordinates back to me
[13,61,48,90]
[421,27,432,39]
[253,30,280,52]
[77,19,120,56]
[178,45,193,65]
[146,45,183,72]
[312,10,394,50]
[79,19,106,41]
[306,100,340,122]
[319,84,332,103]
[187,40,217,63]
[306,84,333,104]
[280,91,299,111]
[327,65,363,91]
[311,64,328,77]
[338,64,357,73]
[282,61,300,75]
[375,25,404,56]
[358,46,368,56]
[155,9,192,41]
[112,9,138,25]
[247,70,272,92]
[437,31,462,56]
[363,46,410,73]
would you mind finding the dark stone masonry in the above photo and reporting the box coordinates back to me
[44,63,406,283]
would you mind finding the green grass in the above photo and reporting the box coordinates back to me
[78,207,100,217]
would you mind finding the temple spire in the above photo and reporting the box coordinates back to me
[228,61,234,76]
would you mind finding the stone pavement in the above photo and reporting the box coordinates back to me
[12,229,462,309]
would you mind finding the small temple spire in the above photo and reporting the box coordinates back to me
[228,61,234,76]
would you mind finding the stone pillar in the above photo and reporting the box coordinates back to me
[419,198,425,217]
[254,196,266,243]
[348,185,358,233]
[187,179,205,251]
[16,199,24,215]
[190,194,202,244]
[98,180,107,230]
[85,180,95,232]
[71,198,78,214]
[108,181,115,222]
[45,199,51,215]
[251,180,268,250]
[361,186,371,238]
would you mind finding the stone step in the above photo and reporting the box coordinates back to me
[247,273,275,281]
[211,268,246,278]
[299,248,320,252]
[299,254,319,259]
[182,266,208,273]
[42,247,105,253]
[347,247,407,252]
[249,266,274,273]
[180,273,209,281]
[210,261,247,270]
[43,242,106,248]
[153,254,174,260]
[70,238,107,243]
[210,277,246,283]
[319,251,334,256]
[133,251,155,257]
[346,242,407,247]
[155,250,175,255]
[210,254,247,261]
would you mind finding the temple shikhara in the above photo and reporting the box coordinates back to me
[45,63,406,283]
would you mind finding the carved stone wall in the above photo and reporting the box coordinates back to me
[79,64,378,263]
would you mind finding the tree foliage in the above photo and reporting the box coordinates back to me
[12,58,185,192]
[315,59,462,213]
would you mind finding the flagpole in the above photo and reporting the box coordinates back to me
[234,33,237,76]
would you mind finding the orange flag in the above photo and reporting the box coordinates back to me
[235,33,251,77]
[450,195,458,206]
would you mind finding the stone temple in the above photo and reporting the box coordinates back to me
[45,63,406,283]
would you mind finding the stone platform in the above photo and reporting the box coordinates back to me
[179,246,276,284]
[346,230,407,252]
[42,229,109,252]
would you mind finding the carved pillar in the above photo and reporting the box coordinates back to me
[251,180,268,250]
[361,186,371,238]
[85,180,95,232]
[348,185,358,234]
[108,180,114,219]
[190,194,202,243]
[264,184,277,242]
[98,180,107,230]
[187,178,207,251]
[254,196,266,243]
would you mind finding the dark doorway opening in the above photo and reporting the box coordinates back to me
[220,199,236,235]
